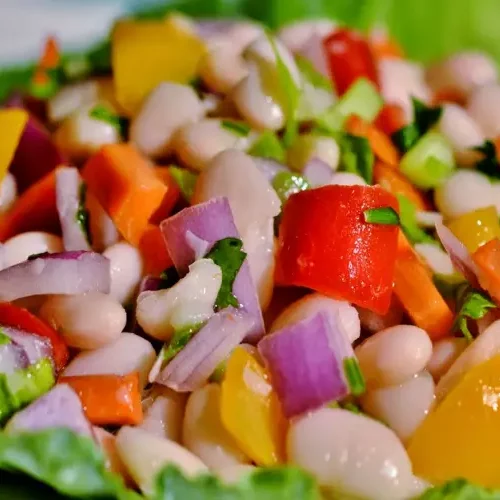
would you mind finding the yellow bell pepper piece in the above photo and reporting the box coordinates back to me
[0,109,28,182]
[448,206,500,253]
[407,354,500,488]
[220,347,287,466]
[112,19,205,116]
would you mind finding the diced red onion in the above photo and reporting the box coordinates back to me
[154,307,257,392]
[55,167,91,252]
[139,276,164,294]
[258,310,356,418]
[435,221,479,287]
[5,384,94,438]
[195,20,235,40]
[0,342,29,374]
[252,158,289,184]
[185,230,210,260]
[161,197,264,342]
[297,32,330,77]
[0,251,110,301]
[303,158,333,187]
[2,326,53,366]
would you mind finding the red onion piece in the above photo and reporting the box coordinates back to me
[435,221,479,287]
[297,32,330,78]
[195,20,235,40]
[0,251,110,301]
[139,276,164,294]
[258,310,356,418]
[303,158,333,187]
[252,158,289,184]
[185,230,210,260]
[2,326,53,366]
[161,197,264,342]
[55,167,91,251]
[0,342,29,374]
[154,307,257,392]
[5,384,94,438]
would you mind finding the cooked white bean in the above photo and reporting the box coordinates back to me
[136,259,221,342]
[94,427,132,481]
[242,220,275,311]
[287,134,340,172]
[414,243,455,276]
[427,52,497,99]
[416,210,443,228]
[183,384,250,470]
[87,196,120,252]
[438,103,485,165]
[62,332,156,388]
[356,298,404,334]
[199,42,248,94]
[103,242,144,306]
[436,319,500,401]
[278,20,336,54]
[39,292,126,350]
[141,385,187,443]
[287,408,415,500]
[329,172,367,186]
[467,83,500,138]
[225,23,264,52]
[360,371,435,443]
[355,325,433,388]
[271,293,360,344]
[174,119,251,171]
[298,82,336,121]
[217,465,257,485]
[130,83,203,158]
[0,173,17,214]
[434,170,495,219]
[426,337,468,381]
[192,149,281,237]
[3,231,63,268]
[116,426,207,495]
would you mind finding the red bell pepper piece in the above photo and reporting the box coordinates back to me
[0,302,68,371]
[323,29,379,95]
[276,185,399,314]
[374,103,407,136]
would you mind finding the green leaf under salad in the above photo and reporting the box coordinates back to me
[338,133,374,184]
[417,478,500,499]
[474,140,500,180]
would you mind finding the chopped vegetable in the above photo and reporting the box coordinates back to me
[168,166,198,203]
[472,238,500,305]
[418,479,500,500]
[397,194,435,244]
[338,133,374,185]
[162,322,205,364]
[272,171,310,204]
[276,185,399,314]
[474,140,500,179]
[363,207,400,225]
[150,167,182,225]
[248,131,286,162]
[0,330,10,345]
[88,104,127,136]
[139,224,173,276]
[374,103,407,136]
[38,36,61,71]
[302,158,333,187]
[295,55,332,91]
[343,357,366,395]
[82,144,167,246]
[0,109,28,184]
[221,120,251,137]
[59,373,143,426]
[1,326,53,368]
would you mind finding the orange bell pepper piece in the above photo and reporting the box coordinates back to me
[472,238,500,305]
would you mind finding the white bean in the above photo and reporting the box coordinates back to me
[62,332,156,389]
[87,194,120,252]
[224,23,264,52]
[130,83,203,158]
[3,231,63,268]
[355,325,433,388]
[116,426,207,495]
[287,134,340,172]
[416,211,443,228]
[200,93,223,115]
[271,293,360,344]
[427,52,497,99]
[360,371,435,443]
[467,83,500,138]
[192,149,280,237]
[174,119,251,172]
[38,292,126,350]
[329,172,367,186]
[141,385,187,443]
[278,20,336,54]
[438,103,485,165]
[217,465,257,485]
[434,169,495,219]
[298,82,336,121]
[414,243,455,276]
[426,337,468,381]
[287,408,415,500]
[356,298,404,334]
[436,319,500,401]
[183,384,250,470]
[103,242,143,306]
[0,173,17,214]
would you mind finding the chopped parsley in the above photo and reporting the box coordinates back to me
[221,120,251,137]
[75,183,92,245]
[363,207,400,225]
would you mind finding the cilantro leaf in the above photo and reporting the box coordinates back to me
[169,166,198,202]
[272,171,310,204]
[338,133,374,184]
[75,183,92,246]
[474,140,500,179]
[418,478,500,499]
[248,131,286,162]
[221,120,251,137]
[397,194,436,245]
[392,98,442,153]
[205,238,246,310]
[162,322,204,364]
[89,104,128,137]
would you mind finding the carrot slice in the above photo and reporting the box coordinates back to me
[374,103,407,136]
[39,36,60,70]
[472,238,500,305]
[59,373,143,426]
[394,233,454,340]
[346,115,399,167]
[82,144,167,246]
[149,167,181,225]
[0,171,59,242]
[139,224,173,275]
[373,161,429,211]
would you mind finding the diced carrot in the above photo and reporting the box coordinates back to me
[149,167,181,225]
[394,232,454,340]
[433,88,466,107]
[39,36,60,70]
[59,373,143,426]
[373,161,430,211]
[374,103,407,136]
[139,224,173,275]
[371,37,405,60]
[472,238,500,305]
[0,171,60,242]
[82,144,167,246]
[346,115,399,167]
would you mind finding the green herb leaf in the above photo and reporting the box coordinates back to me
[363,207,400,225]
[272,171,310,204]
[397,194,436,244]
[205,238,247,310]
[75,183,92,246]
[474,140,500,179]
[248,131,286,162]
[221,120,251,137]
[163,322,205,364]
[295,55,332,92]
[338,133,374,184]
[89,104,128,136]
[0,328,10,346]
[343,357,366,396]
[168,166,198,202]
[418,478,500,499]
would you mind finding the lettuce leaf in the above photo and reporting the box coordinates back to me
[417,478,500,499]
